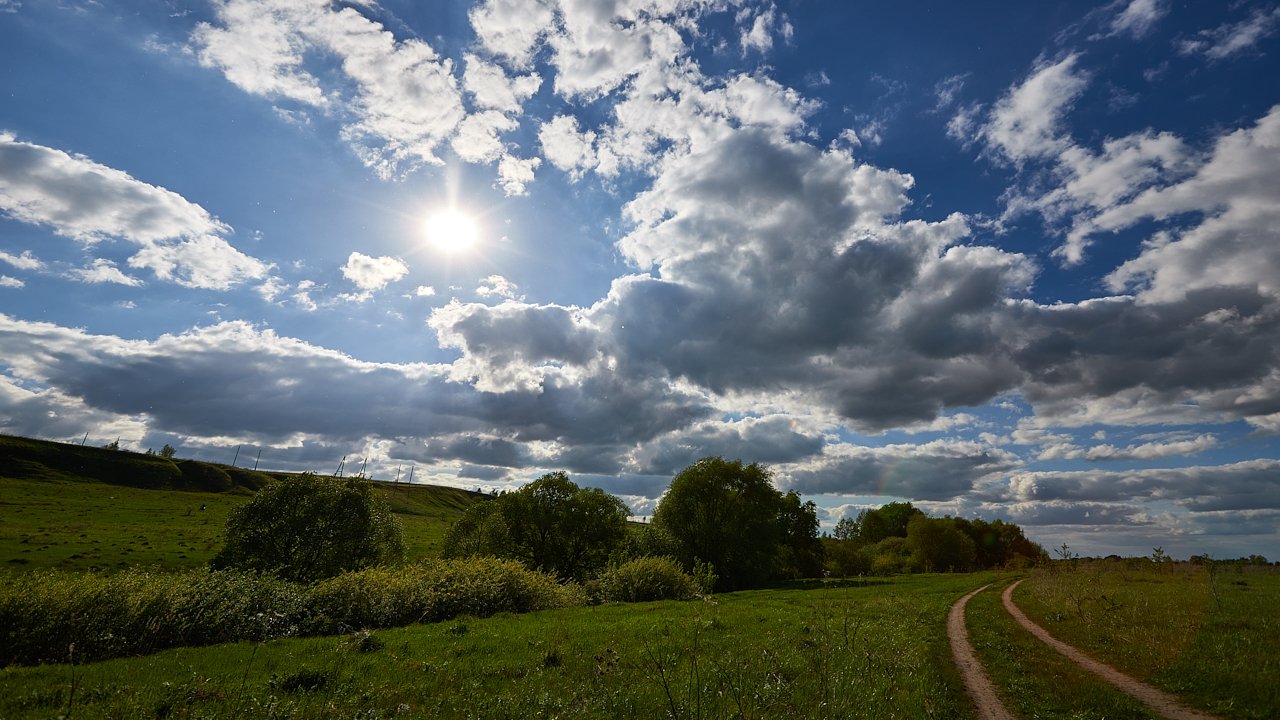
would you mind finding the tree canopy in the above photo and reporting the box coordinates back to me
[211,474,403,583]
[652,457,822,590]
[442,471,629,581]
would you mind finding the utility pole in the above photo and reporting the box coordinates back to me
[253,448,262,471]
[80,432,88,446]
[334,455,346,477]
[406,465,414,485]
[393,464,401,484]
[231,445,241,467]
[358,457,369,477]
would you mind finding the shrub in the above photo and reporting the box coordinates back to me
[176,460,232,492]
[0,569,306,666]
[591,556,698,603]
[211,474,403,583]
[0,560,582,667]
[305,558,586,634]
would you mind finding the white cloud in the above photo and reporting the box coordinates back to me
[538,114,597,178]
[496,153,540,196]
[450,110,517,163]
[0,249,43,271]
[1109,0,1167,39]
[463,54,540,112]
[1093,105,1280,302]
[0,275,23,288]
[341,252,408,292]
[468,0,556,70]
[68,259,143,286]
[475,274,521,300]
[193,0,466,178]
[0,133,268,288]
[978,54,1089,163]
[411,284,437,297]
[1179,7,1280,60]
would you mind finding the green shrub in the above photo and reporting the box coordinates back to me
[211,474,403,582]
[0,560,582,667]
[176,460,232,492]
[306,558,585,634]
[591,556,698,603]
[0,569,306,666]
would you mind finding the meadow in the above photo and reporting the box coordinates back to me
[0,434,484,571]
[2,434,1277,719]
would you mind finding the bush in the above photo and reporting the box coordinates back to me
[0,569,306,666]
[590,556,698,603]
[211,474,403,583]
[306,558,586,634]
[0,560,583,667]
[177,460,232,492]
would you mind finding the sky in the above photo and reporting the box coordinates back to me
[2,0,1279,559]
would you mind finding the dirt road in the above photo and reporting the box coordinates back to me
[948,585,1017,720]
[1001,579,1221,720]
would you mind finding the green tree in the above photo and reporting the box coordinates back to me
[158,443,177,459]
[906,515,976,572]
[442,471,629,581]
[653,457,818,590]
[211,474,403,583]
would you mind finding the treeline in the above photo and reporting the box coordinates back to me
[442,458,821,592]
[442,456,1047,589]
[825,502,1047,575]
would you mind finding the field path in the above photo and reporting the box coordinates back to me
[1001,580,1221,720]
[948,584,1017,720]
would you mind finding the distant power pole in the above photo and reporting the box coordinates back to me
[231,445,241,467]
[253,448,262,471]
[358,457,369,477]
[407,465,415,485]
[393,465,401,484]
[334,454,346,477]
[80,432,88,446]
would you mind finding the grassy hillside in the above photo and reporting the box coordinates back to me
[0,434,487,571]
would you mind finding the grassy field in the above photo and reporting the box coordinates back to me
[965,577,1159,719]
[1015,561,1280,720]
[0,573,995,720]
[0,434,487,571]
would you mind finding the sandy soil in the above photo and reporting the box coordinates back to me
[1001,579,1221,720]
[948,584,1017,720]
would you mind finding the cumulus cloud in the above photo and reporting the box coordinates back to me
[0,249,42,271]
[0,313,712,454]
[0,275,22,288]
[192,0,465,178]
[475,274,520,300]
[976,54,1089,164]
[1001,459,1280,512]
[340,252,408,293]
[68,259,143,286]
[0,133,268,289]
[783,439,1019,501]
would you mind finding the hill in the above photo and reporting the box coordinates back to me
[0,434,487,571]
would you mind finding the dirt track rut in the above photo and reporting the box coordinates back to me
[947,585,1016,720]
[1000,579,1221,720]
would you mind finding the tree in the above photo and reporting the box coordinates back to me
[211,474,403,583]
[906,515,976,572]
[653,457,819,590]
[442,471,629,581]
[158,444,177,459]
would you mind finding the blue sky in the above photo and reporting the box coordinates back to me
[2,0,1279,558]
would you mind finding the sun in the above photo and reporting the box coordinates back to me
[425,209,479,254]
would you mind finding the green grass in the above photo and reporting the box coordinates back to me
[0,574,993,720]
[965,578,1159,720]
[1017,561,1280,719]
[0,433,487,571]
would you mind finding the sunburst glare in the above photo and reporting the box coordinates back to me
[425,209,479,254]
